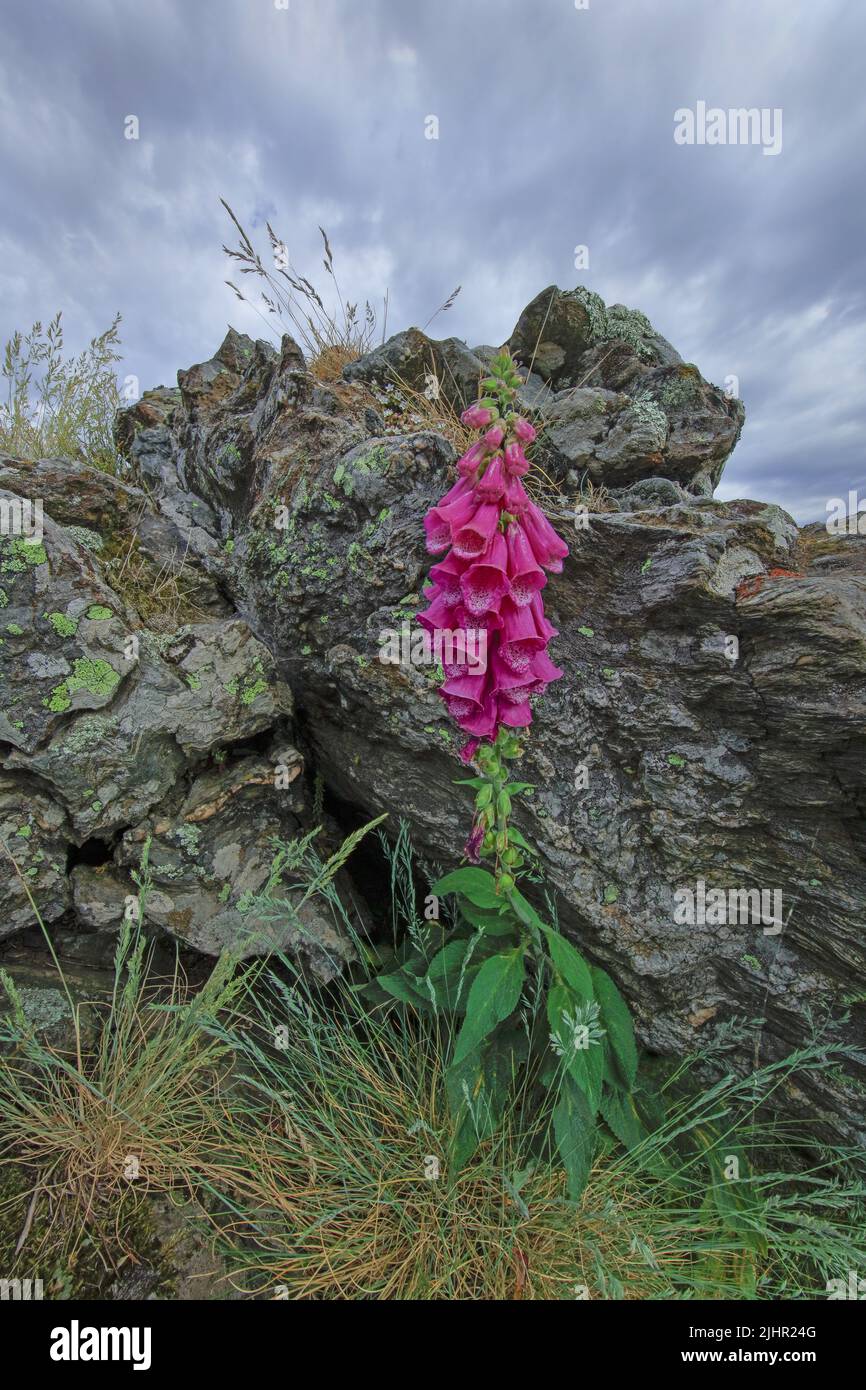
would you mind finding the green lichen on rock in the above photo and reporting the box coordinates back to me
[45,611,79,637]
[0,537,48,572]
[5,622,23,635]
[64,524,104,553]
[67,658,121,698]
[572,288,656,359]
[629,391,668,437]
[43,658,121,712]
[0,588,7,608]
[175,823,202,856]
[18,986,71,1030]
[45,686,71,712]
[657,368,702,411]
[85,605,113,621]
[333,446,390,498]
[240,676,268,705]
[61,711,117,756]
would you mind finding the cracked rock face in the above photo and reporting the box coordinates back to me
[0,457,337,967]
[1,281,864,1144]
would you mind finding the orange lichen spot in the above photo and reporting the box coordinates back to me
[735,567,804,601]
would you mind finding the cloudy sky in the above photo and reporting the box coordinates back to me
[1,0,864,521]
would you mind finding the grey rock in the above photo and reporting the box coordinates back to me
[4,618,292,841]
[506,287,744,495]
[343,327,485,410]
[117,317,864,1145]
[113,751,356,974]
[0,772,71,938]
[71,863,135,931]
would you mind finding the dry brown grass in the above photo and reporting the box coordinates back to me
[308,343,362,383]
[102,530,212,632]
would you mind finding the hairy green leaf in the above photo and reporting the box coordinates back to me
[452,949,525,1065]
[553,1072,595,1202]
[591,966,638,1088]
[432,867,499,909]
[543,928,594,1001]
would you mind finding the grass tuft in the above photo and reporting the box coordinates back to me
[1,312,124,473]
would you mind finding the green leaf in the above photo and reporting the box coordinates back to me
[507,887,546,932]
[376,969,431,1009]
[506,828,536,855]
[424,939,473,1010]
[599,1087,646,1150]
[458,899,515,937]
[543,929,594,1001]
[446,1029,525,1168]
[432,866,499,909]
[546,983,603,1113]
[591,966,638,1089]
[452,948,525,1065]
[553,1073,594,1201]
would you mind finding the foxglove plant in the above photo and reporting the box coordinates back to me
[374,352,639,1200]
[419,353,567,750]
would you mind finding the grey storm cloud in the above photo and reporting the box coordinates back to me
[1,0,864,520]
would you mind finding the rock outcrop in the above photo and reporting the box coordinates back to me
[1,284,863,1144]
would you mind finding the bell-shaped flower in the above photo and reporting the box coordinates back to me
[503,441,530,477]
[520,501,569,572]
[499,599,548,673]
[452,501,501,559]
[506,521,547,606]
[416,585,456,635]
[460,532,510,615]
[424,487,478,553]
[503,478,531,516]
[428,551,469,606]
[483,424,505,449]
[475,453,506,503]
[461,403,495,430]
[457,440,488,478]
[513,417,537,444]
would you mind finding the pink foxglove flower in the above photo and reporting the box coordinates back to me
[513,417,537,444]
[503,441,530,477]
[483,424,506,449]
[461,403,495,430]
[475,453,507,502]
[463,818,485,863]
[417,354,568,751]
